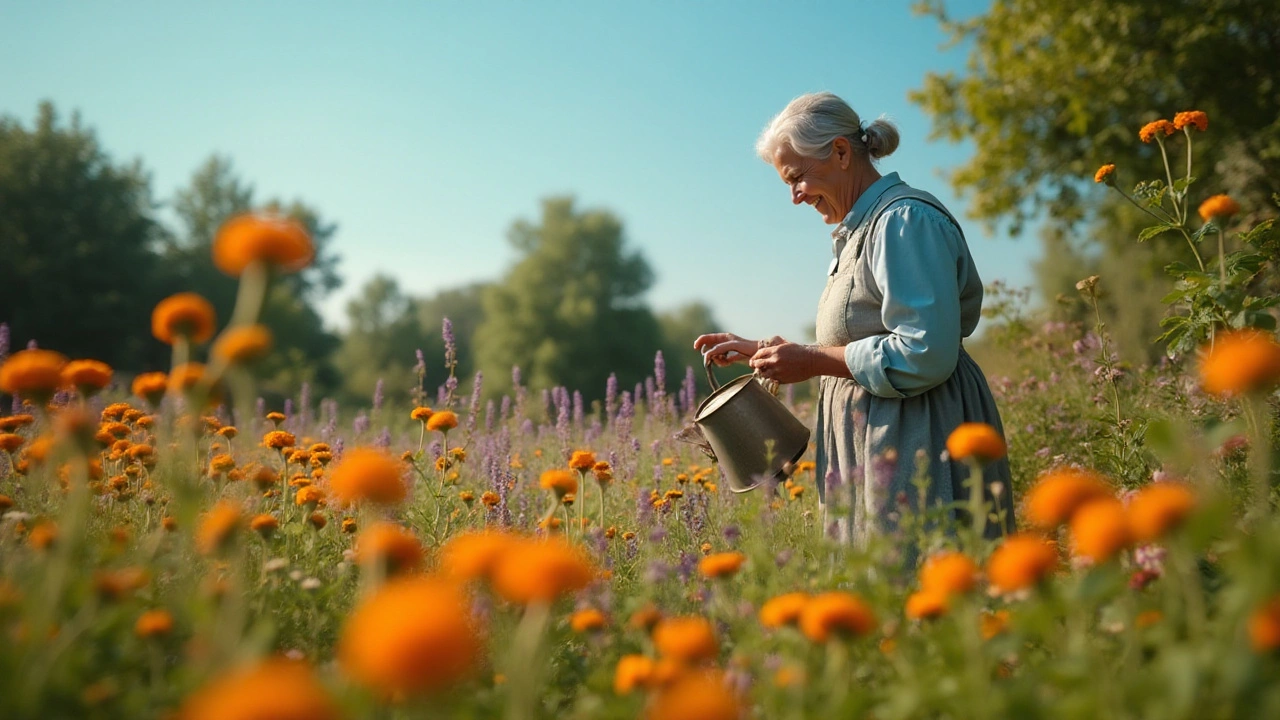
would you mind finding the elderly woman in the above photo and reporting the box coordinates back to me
[694,92,1014,545]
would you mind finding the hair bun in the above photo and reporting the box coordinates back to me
[863,118,900,159]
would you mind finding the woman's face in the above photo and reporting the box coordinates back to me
[771,139,854,224]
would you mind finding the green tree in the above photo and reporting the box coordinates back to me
[474,197,662,400]
[656,301,722,393]
[0,102,163,368]
[161,156,342,392]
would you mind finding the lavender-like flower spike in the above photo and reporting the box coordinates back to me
[299,382,312,427]
[375,427,391,449]
[682,365,696,416]
[353,412,370,436]
[572,390,584,429]
[467,371,483,432]
[372,379,384,414]
[604,373,618,425]
[0,322,9,363]
[442,318,457,368]
[414,349,426,374]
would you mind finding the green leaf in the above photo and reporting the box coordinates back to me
[1138,224,1175,242]
[1172,175,1197,193]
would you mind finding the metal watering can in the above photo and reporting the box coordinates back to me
[691,357,811,493]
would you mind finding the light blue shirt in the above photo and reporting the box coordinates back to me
[835,173,982,399]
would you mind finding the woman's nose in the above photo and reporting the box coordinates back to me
[791,186,806,205]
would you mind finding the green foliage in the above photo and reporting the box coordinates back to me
[0,102,163,368]
[475,197,663,400]
[911,0,1280,235]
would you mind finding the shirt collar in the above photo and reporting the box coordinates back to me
[830,172,903,249]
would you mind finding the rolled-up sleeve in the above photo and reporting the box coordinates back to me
[844,204,962,398]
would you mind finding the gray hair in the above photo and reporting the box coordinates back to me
[755,92,900,163]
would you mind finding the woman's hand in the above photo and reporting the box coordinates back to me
[749,338,818,384]
[693,332,758,367]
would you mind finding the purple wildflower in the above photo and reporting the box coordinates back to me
[442,318,457,368]
[572,390,584,429]
[467,371,483,432]
[353,412,370,436]
[0,322,8,363]
[605,373,618,425]
[373,379,385,414]
[299,382,311,427]
[375,427,391,449]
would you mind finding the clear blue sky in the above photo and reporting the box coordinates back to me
[1,0,1038,343]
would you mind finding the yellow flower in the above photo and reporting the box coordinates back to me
[1127,482,1196,542]
[1025,467,1112,528]
[490,536,596,604]
[0,349,69,401]
[151,292,217,345]
[1070,497,1131,562]
[339,576,482,696]
[569,450,596,471]
[652,616,718,663]
[1173,110,1208,132]
[1138,119,1175,143]
[180,658,340,720]
[697,551,746,579]
[799,592,876,642]
[196,501,242,556]
[613,654,654,694]
[355,522,425,575]
[1198,194,1241,223]
[540,469,578,497]
[919,551,979,596]
[1199,329,1280,397]
[946,422,1007,463]
[570,608,608,632]
[425,410,458,432]
[135,609,174,638]
[329,447,407,506]
[1094,164,1116,184]
[759,592,808,628]
[905,590,949,620]
[212,325,274,364]
[986,534,1058,594]
[212,212,314,276]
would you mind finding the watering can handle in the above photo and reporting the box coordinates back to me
[703,354,721,392]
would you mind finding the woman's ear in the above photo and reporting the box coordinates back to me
[832,137,852,169]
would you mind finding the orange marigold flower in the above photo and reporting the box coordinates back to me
[263,430,297,450]
[308,512,327,530]
[210,454,236,474]
[1070,497,1131,562]
[0,349,69,400]
[410,406,433,422]
[1249,596,1280,653]
[61,359,113,395]
[646,671,742,720]
[1094,164,1116,184]
[540,469,578,497]
[131,372,168,405]
[905,590,949,620]
[759,592,808,628]
[0,434,23,453]
[338,576,482,696]
[652,616,719,663]
[329,447,406,506]
[698,551,746,579]
[569,450,596,471]
[425,410,458,432]
[1173,110,1208,132]
[295,486,325,508]
[613,654,655,694]
[629,604,663,633]
[919,551,979,596]
[28,521,58,550]
[356,522,425,575]
[249,513,279,537]
[212,325,274,364]
[1198,194,1241,223]
[440,530,517,581]
[799,592,876,642]
[196,501,242,556]
[1128,482,1197,542]
[0,494,12,510]
[151,292,217,345]
[135,609,174,638]
[0,414,36,431]
[592,461,613,485]
[490,535,596,604]
[1199,329,1280,396]
[217,426,238,439]
[1138,119,1175,143]
[980,609,1010,640]
[570,608,608,633]
[212,212,314,277]
[986,534,1058,594]
[162,516,178,531]
[1025,467,1113,528]
[946,422,1007,463]
[481,491,500,507]
[266,411,287,424]
[180,658,340,720]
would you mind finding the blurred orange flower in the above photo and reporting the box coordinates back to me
[356,522,425,575]
[759,592,808,628]
[1094,164,1116,184]
[131,372,168,405]
[410,406,433,422]
[151,292,216,345]
[569,450,596,471]
[945,422,1007,463]
[986,534,1058,594]
[540,469,578,498]
[1173,110,1208,132]
[181,658,340,720]
[1128,482,1197,542]
[1249,596,1280,653]
[1198,330,1280,397]
[1138,119,1175,142]
[697,551,746,579]
[1070,497,1131,563]
[213,213,314,276]
[0,349,69,400]
[613,654,655,694]
[135,609,174,638]
[490,536,595,604]
[646,671,742,720]
[329,448,407,506]
[1198,194,1241,223]
[919,551,979,596]
[425,410,458,432]
[799,592,876,642]
[905,590,949,620]
[1025,467,1112,528]
[339,576,482,697]
[652,616,719,663]
[570,608,608,633]
[61,359,113,395]
[196,501,242,556]
[212,325,274,364]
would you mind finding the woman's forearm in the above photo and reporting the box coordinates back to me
[807,345,853,380]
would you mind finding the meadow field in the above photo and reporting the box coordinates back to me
[1,112,1280,720]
